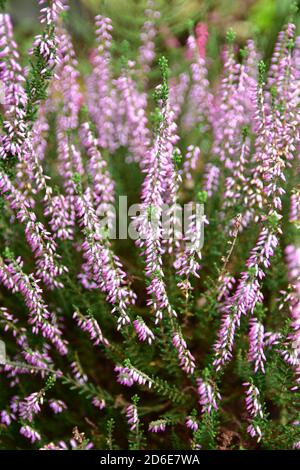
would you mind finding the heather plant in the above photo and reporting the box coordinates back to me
[0,0,299,451]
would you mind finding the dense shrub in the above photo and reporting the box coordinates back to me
[0,0,299,450]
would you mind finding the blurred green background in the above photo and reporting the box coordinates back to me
[4,0,300,78]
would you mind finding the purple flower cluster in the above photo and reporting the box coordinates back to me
[133,317,155,345]
[133,85,179,323]
[244,382,264,442]
[20,425,41,443]
[92,396,106,410]
[0,13,27,159]
[248,319,266,373]
[172,332,196,375]
[87,16,115,151]
[115,364,153,389]
[196,377,221,414]
[0,172,67,289]
[0,256,68,355]
[73,310,109,347]
[19,391,44,422]
[185,415,198,432]
[49,399,67,414]
[213,227,279,371]
[75,192,136,328]
[148,419,166,433]
[126,403,139,431]
[138,1,160,78]
[0,3,299,451]
[285,245,300,386]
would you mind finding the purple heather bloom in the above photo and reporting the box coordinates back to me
[0,410,15,426]
[22,348,55,374]
[251,26,297,216]
[213,227,278,372]
[45,194,74,241]
[133,317,155,344]
[10,396,20,414]
[202,164,220,198]
[48,399,67,414]
[0,14,27,160]
[40,442,67,450]
[174,210,208,283]
[75,190,136,329]
[126,404,139,431]
[0,171,68,289]
[115,66,150,165]
[213,310,241,372]
[41,439,93,450]
[197,377,221,414]
[56,28,82,131]
[284,245,300,382]
[20,425,41,443]
[223,137,251,215]
[185,416,198,432]
[264,331,281,349]
[38,0,67,25]
[73,310,109,347]
[33,3,63,67]
[243,382,264,442]
[114,365,153,389]
[169,73,190,120]
[114,366,135,387]
[70,360,88,385]
[210,45,242,170]
[217,274,236,302]
[69,439,94,450]
[87,16,116,152]
[183,145,201,180]
[131,61,181,319]
[290,191,300,227]
[183,34,212,132]
[19,392,44,422]
[92,397,106,410]
[79,122,115,223]
[149,419,167,433]
[248,319,266,373]
[0,256,68,355]
[172,332,196,375]
[244,383,264,420]
[138,2,160,78]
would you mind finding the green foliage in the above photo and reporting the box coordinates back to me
[194,410,219,450]
[0,0,7,11]
[106,418,116,450]
[25,28,56,124]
